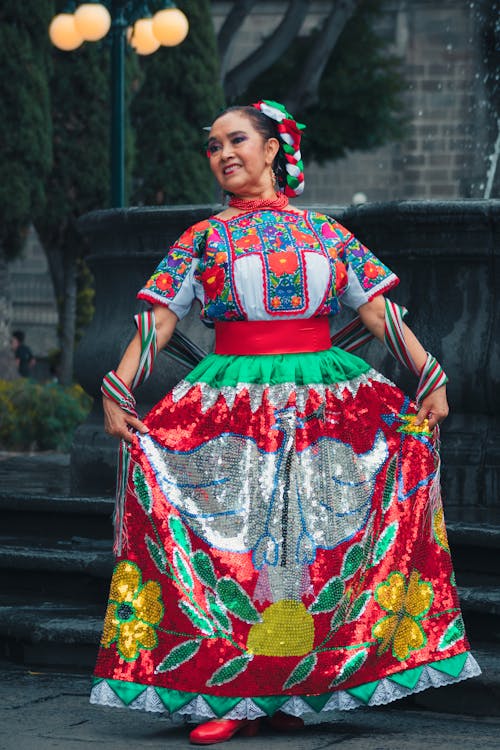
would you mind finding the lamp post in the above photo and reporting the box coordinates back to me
[49,1,189,207]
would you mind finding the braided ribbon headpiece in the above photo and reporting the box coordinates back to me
[252,100,306,197]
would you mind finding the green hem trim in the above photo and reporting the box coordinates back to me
[429,651,468,678]
[388,665,424,690]
[347,679,379,704]
[184,347,371,389]
[92,651,472,714]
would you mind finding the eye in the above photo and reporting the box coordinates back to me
[232,135,247,145]
[206,142,220,157]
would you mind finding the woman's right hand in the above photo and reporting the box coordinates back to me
[103,397,149,443]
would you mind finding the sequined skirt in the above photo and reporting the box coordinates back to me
[91,347,480,721]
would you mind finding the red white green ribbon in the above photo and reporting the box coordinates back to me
[331,299,448,404]
[101,370,137,416]
[132,310,157,389]
[330,315,375,353]
[101,310,208,555]
[416,353,448,403]
[383,299,417,373]
[101,369,136,556]
[252,100,306,197]
[101,311,158,555]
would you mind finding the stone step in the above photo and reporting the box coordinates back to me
[0,539,112,604]
[0,540,112,578]
[0,598,103,669]
[0,494,113,541]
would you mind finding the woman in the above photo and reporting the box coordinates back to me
[91,100,480,745]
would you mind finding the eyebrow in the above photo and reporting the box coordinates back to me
[207,130,248,144]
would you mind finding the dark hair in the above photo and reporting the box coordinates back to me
[212,106,288,191]
[12,330,25,343]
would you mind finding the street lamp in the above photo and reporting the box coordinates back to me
[49,2,189,207]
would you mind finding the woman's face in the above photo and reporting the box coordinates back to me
[207,111,279,196]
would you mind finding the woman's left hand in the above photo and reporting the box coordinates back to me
[415,385,449,430]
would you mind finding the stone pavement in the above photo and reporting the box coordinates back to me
[1,662,500,750]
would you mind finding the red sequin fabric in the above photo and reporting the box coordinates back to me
[92,361,479,720]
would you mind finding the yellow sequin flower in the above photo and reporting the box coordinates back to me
[101,560,164,661]
[372,570,433,661]
[397,414,432,436]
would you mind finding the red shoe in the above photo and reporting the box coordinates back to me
[189,718,260,745]
[267,711,305,731]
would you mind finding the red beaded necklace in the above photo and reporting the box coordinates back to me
[228,192,289,212]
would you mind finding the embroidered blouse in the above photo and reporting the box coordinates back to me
[137,210,398,323]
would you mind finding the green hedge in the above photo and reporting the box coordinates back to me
[0,379,92,451]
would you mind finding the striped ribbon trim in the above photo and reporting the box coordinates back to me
[101,311,159,556]
[101,371,137,416]
[330,315,374,352]
[417,352,449,403]
[101,370,137,557]
[382,299,448,402]
[383,299,418,374]
[132,310,157,390]
[331,299,448,404]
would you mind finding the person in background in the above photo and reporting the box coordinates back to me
[10,330,35,377]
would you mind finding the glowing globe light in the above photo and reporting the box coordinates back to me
[49,14,84,51]
[131,18,161,55]
[152,7,189,47]
[74,4,111,42]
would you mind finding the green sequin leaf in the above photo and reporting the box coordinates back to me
[173,548,194,591]
[437,615,465,651]
[383,455,398,511]
[372,522,399,567]
[192,550,217,589]
[206,591,232,633]
[168,515,191,555]
[330,648,368,688]
[179,601,214,635]
[155,639,201,673]
[347,590,372,623]
[330,591,352,632]
[216,578,261,624]
[282,653,317,690]
[133,465,153,514]
[207,655,252,686]
[308,576,344,614]
[341,543,364,580]
[146,535,167,574]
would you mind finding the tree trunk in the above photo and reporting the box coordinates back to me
[218,0,259,80]
[0,247,18,381]
[224,0,310,100]
[285,0,361,113]
[59,252,77,386]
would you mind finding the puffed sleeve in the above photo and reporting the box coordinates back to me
[136,220,209,320]
[333,220,399,310]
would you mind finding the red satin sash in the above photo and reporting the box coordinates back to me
[214,318,332,356]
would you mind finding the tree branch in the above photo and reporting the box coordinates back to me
[217,0,259,81]
[224,0,310,101]
[285,0,362,113]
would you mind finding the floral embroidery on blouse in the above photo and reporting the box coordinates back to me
[137,210,398,322]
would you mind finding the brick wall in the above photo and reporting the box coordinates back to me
[213,0,495,205]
